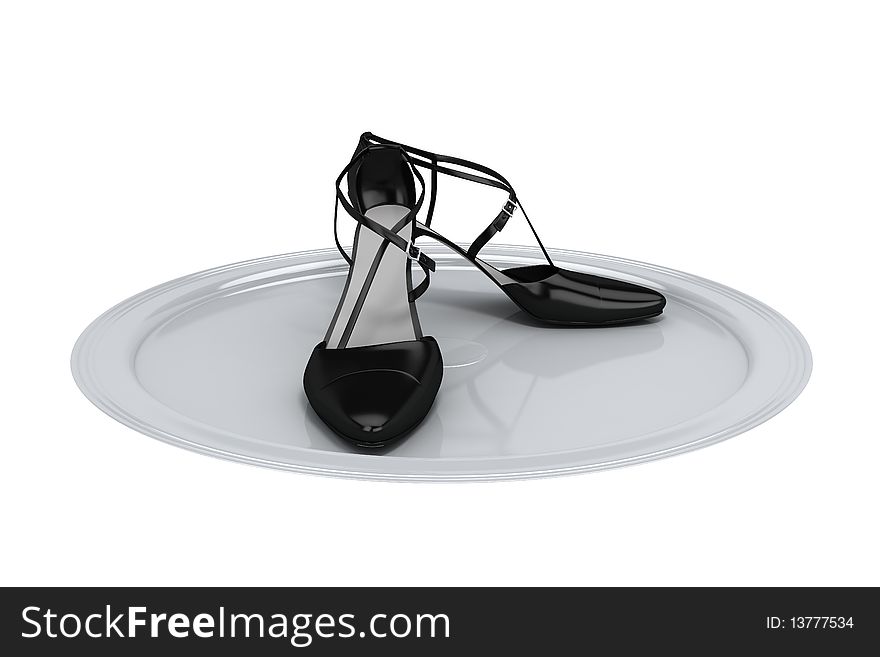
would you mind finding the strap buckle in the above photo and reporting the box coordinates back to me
[407,241,422,262]
[492,199,518,231]
[405,240,436,272]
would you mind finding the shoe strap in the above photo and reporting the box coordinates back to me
[361,132,553,265]
[334,144,435,302]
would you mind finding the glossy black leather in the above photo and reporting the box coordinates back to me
[355,132,667,327]
[501,265,666,325]
[348,137,417,214]
[304,338,443,447]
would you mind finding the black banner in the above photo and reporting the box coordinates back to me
[1,587,875,654]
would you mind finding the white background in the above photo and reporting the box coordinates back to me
[1,1,878,586]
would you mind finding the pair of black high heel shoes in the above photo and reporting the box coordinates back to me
[304,133,666,448]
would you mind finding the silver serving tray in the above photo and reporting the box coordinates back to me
[71,245,811,481]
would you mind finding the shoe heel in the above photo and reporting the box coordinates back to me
[348,142,417,213]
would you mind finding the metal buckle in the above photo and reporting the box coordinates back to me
[493,199,518,231]
[407,242,422,262]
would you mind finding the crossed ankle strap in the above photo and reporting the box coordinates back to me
[334,144,436,302]
[359,132,552,265]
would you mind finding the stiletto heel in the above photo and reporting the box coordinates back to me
[353,132,667,326]
[303,145,443,447]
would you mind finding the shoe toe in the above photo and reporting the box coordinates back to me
[320,370,430,445]
[502,264,666,325]
[594,277,667,321]
[303,337,443,447]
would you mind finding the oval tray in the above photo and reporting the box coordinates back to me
[71,245,811,481]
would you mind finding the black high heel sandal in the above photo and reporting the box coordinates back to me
[303,144,443,447]
[353,132,667,326]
